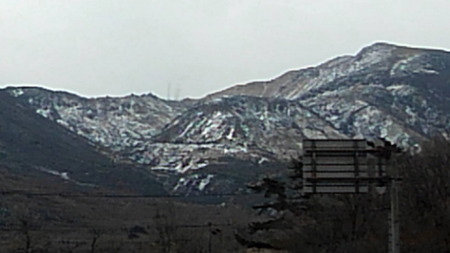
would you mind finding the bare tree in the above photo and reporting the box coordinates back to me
[153,203,177,253]
[397,137,450,252]
[88,228,104,253]
[15,211,46,253]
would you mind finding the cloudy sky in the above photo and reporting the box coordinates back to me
[1,0,449,99]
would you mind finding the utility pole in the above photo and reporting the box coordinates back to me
[388,178,400,253]
[175,87,180,101]
[208,222,212,253]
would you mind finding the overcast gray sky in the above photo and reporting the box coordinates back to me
[1,0,449,99]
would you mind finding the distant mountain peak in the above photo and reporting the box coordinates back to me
[320,43,405,69]
[353,42,410,66]
[355,42,428,62]
[362,41,399,50]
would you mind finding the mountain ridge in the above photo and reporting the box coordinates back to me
[206,42,449,100]
[0,90,166,195]
[2,42,450,195]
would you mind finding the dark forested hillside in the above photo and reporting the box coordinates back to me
[0,91,165,195]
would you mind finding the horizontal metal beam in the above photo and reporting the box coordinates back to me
[303,172,369,178]
[302,186,369,194]
[304,149,385,154]
[303,156,368,165]
[305,176,390,182]
[303,139,367,148]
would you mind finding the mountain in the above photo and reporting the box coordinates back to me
[0,90,165,195]
[3,42,450,195]
[5,87,185,151]
[208,42,450,145]
[210,43,450,99]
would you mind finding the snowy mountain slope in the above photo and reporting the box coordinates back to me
[151,96,343,158]
[6,87,186,151]
[3,42,450,195]
[299,82,450,147]
[208,43,450,100]
[120,96,345,189]
[206,42,450,144]
[0,91,165,194]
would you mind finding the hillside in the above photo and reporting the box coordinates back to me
[0,91,165,195]
[2,42,450,195]
[208,42,450,145]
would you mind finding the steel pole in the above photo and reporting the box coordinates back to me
[388,179,400,253]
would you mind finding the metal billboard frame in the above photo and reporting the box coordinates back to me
[302,139,387,194]
[301,138,400,253]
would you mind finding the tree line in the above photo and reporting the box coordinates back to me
[1,137,448,252]
[237,137,450,252]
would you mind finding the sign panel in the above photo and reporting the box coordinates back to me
[302,139,386,194]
